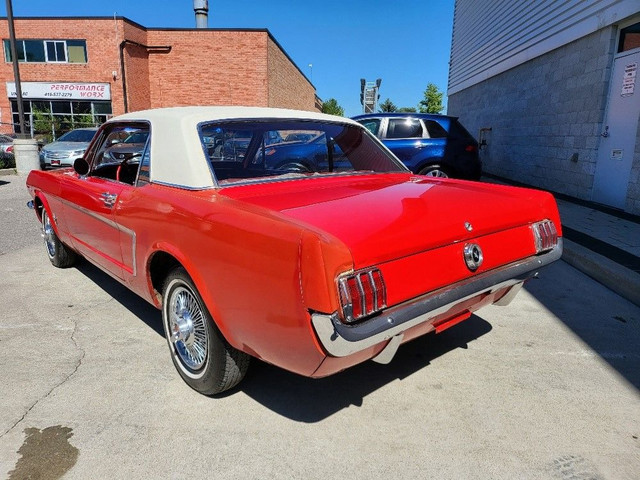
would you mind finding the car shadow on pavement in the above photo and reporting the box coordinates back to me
[0,180,9,186]
[72,257,493,419]
[75,260,164,337]
[240,316,492,422]
[524,263,640,391]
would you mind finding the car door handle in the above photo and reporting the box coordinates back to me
[101,192,117,208]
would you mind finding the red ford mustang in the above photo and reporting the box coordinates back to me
[26,107,562,395]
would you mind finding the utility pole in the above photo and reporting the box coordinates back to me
[5,0,27,137]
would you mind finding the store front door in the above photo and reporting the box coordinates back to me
[592,49,640,209]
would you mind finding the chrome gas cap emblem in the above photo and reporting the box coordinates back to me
[464,221,473,232]
[463,243,483,271]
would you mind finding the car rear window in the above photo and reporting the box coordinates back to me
[422,120,448,139]
[386,118,423,139]
[199,120,405,185]
[358,118,381,136]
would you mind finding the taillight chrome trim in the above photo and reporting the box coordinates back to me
[337,268,387,324]
[531,220,558,253]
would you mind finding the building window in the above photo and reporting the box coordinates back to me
[45,41,66,62]
[10,100,111,138]
[618,22,640,54]
[3,39,87,63]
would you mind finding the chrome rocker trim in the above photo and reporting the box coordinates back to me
[311,239,563,359]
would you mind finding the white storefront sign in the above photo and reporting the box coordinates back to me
[6,81,111,100]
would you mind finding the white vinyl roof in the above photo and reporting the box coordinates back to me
[109,106,358,189]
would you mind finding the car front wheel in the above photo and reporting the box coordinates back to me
[162,267,250,395]
[418,165,450,178]
[41,209,76,268]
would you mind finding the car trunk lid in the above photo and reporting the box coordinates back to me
[219,173,560,269]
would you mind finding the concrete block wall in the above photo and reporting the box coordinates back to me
[630,120,640,214]
[448,28,633,208]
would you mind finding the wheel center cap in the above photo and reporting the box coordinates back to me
[172,310,195,346]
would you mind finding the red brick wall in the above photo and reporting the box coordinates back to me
[121,21,150,113]
[0,18,316,133]
[267,37,316,111]
[146,29,269,107]
[0,18,128,131]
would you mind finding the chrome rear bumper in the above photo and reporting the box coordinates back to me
[311,239,563,359]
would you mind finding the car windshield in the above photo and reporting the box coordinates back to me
[200,120,405,185]
[57,129,96,143]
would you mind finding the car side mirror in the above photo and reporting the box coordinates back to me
[74,157,90,176]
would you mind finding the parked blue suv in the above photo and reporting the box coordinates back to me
[352,113,481,180]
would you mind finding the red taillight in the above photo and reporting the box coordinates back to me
[6,145,13,153]
[338,268,387,324]
[531,220,558,253]
[465,144,477,153]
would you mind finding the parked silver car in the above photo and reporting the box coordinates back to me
[41,128,98,168]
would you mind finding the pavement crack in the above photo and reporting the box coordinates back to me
[0,315,86,439]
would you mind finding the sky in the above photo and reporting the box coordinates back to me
[0,0,455,117]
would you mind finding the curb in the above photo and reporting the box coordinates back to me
[0,168,16,176]
[562,238,640,307]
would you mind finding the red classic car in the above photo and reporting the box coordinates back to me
[26,107,562,395]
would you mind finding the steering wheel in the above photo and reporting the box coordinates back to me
[115,152,142,183]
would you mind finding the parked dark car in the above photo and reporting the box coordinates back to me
[248,132,352,173]
[352,113,481,180]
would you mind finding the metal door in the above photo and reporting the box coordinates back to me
[592,50,640,208]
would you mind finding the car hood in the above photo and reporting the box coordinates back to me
[42,141,90,153]
[220,173,561,268]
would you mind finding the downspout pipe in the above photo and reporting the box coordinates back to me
[119,40,171,113]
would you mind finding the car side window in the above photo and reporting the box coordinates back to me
[422,120,448,139]
[87,122,150,185]
[359,119,381,136]
[385,118,424,139]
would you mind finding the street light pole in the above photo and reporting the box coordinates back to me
[5,0,27,137]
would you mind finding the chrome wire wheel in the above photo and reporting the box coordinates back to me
[42,210,56,259]
[168,286,209,371]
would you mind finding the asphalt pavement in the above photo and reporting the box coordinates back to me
[0,173,639,479]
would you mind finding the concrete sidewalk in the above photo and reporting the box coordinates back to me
[485,175,640,307]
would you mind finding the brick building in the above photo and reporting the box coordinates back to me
[448,1,640,215]
[0,16,318,137]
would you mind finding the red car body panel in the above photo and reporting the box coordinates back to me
[28,167,561,378]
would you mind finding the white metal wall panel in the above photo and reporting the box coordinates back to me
[449,0,640,94]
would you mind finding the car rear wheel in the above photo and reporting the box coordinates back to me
[42,209,77,268]
[162,267,250,395]
[418,165,450,178]
[276,162,312,173]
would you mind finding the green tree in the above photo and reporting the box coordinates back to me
[419,83,444,114]
[32,106,60,143]
[379,98,397,112]
[321,98,345,116]
[397,106,417,113]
